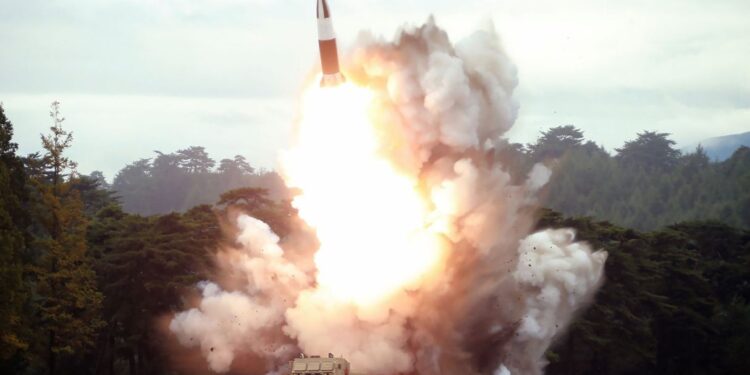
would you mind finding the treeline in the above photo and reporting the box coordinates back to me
[112,148,287,216]
[109,125,750,231]
[496,126,750,231]
[540,210,750,375]
[0,103,293,374]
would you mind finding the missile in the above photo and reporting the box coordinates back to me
[316,0,346,87]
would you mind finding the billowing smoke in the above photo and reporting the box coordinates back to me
[169,18,607,375]
[170,216,310,372]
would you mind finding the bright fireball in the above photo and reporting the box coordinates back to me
[282,82,446,306]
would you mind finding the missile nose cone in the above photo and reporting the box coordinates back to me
[317,0,331,20]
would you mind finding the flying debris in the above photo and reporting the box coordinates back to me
[316,0,346,87]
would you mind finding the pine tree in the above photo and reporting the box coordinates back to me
[89,205,218,374]
[0,104,31,360]
[29,102,103,374]
[616,131,681,171]
[527,125,586,161]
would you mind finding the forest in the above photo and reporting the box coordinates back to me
[111,148,286,216]
[1,102,749,375]
[500,125,749,231]
[111,126,749,232]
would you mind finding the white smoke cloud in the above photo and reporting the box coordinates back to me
[284,290,414,375]
[168,18,606,375]
[507,230,607,374]
[170,216,309,373]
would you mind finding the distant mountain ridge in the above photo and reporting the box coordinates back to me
[686,131,750,161]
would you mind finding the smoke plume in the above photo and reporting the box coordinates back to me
[169,18,607,375]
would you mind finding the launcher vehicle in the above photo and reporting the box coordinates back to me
[289,354,363,375]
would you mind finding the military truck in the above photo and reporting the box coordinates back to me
[289,354,363,375]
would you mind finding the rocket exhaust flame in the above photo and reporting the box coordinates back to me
[282,84,445,305]
[168,18,607,375]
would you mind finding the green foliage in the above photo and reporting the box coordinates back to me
[616,131,681,171]
[82,187,288,374]
[714,300,750,375]
[541,210,750,375]
[112,149,287,216]
[87,203,220,374]
[176,146,215,174]
[70,172,119,217]
[0,104,31,360]
[532,128,750,230]
[539,210,662,374]
[527,125,585,161]
[40,102,77,187]
[24,103,104,374]
[217,187,296,237]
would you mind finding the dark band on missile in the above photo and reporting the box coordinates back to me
[319,39,340,75]
[317,1,331,18]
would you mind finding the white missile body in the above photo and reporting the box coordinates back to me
[317,0,346,87]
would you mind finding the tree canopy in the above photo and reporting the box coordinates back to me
[616,131,681,171]
[520,126,750,230]
[112,150,287,216]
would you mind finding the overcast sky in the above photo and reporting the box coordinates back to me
[1,0,748,178]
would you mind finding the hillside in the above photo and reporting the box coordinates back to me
[686,131,750,161]
[507,126,750,231]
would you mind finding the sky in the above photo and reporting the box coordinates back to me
[1,0,748,179]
